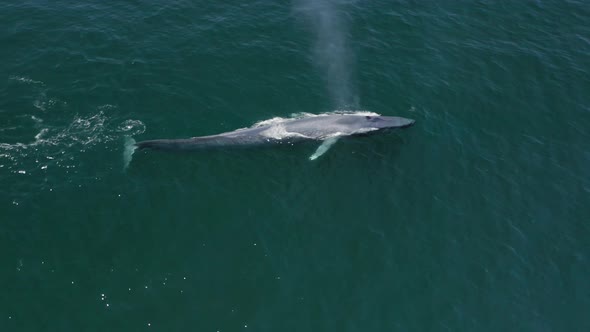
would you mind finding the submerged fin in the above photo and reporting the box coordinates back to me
[309,137,340,161]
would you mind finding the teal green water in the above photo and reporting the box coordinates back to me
[1,1,590,331]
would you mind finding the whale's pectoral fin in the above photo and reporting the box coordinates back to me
[309,137,340,161]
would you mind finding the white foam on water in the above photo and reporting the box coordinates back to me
[1,109,145,174]
[34,128,49,141]
[9,76,44,85]
[117,119,146,135]
[33,95,65,112]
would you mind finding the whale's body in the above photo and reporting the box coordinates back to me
[134,113,414,160]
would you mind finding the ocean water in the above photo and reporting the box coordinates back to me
[1,1,589,331]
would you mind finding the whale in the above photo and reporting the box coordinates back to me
[133,113,414,161]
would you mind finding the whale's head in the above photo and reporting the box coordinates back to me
[361,115,415,130]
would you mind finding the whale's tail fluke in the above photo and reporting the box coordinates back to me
[123,136,137,170]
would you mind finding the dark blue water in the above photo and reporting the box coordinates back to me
[1,1,589,331]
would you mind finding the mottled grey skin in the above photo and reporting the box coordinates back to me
[135,114,414,151]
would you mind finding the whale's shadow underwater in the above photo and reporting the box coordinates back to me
[126,112,414,165]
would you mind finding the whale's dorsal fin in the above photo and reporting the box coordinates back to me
[309,137,340,161]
